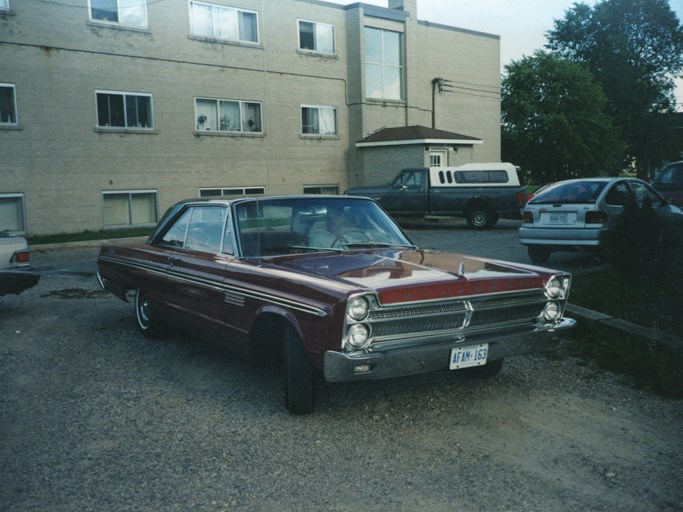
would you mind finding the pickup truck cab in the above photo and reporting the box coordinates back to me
[346,163,526,229]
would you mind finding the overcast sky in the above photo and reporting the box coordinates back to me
[327,0,683,110]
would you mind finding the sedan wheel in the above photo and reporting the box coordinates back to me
[528,245,551,264]
[283,325,314,415]
[135,288,163,339]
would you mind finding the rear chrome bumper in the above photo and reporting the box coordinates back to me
[519,226,609,247]
[324,318,576,382]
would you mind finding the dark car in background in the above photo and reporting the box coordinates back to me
[519,177,683,264]
[97,195,575,414]
[652,161,683,207]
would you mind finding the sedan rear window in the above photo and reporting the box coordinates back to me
[530,181,607,205]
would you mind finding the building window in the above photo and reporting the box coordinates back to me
[0,84,17,125]
[301,106,337,136]
[0,194,25,233]
[0,1,10,11]
[298,20,334,54]
[103,190,157,227]
[304,185,339,195]
[89,0,148,28]
[199,187,265,197]
[195,98,262,133]
[96,91,153,129]
[190,1,258,44]
[364,27,403,100]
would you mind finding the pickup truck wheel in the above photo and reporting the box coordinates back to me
[462,359,504,378]
[283,325,314,415]
[528,246,551,264]
[135,288,163,339]
[466,206,494,230]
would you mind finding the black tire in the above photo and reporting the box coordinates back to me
[135,288,163,339]
[283,325,314,415]
[466,205,494,230]
[462,359,504,379]
[528,245,551,264]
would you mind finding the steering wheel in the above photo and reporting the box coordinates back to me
[332,229,371,248]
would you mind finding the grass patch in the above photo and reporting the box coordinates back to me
[570,269,683,338]
[28,227,154,246]
[566,265,683,397]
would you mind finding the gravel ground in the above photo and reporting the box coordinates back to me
[1,228,682,511]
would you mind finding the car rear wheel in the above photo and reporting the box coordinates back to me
[466,205,495,230]
[283,325,314,415]
[528,245,551,264]
[462,359,504,378]
[135,288,163,339]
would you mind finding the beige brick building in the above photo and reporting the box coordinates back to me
[0,0,501,235]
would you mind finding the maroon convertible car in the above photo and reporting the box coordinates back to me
[97,195,575,414]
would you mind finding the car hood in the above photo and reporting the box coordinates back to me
[276,249,552,305]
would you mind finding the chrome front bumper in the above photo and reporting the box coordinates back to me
[324,317,576,382]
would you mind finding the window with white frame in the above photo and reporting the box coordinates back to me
[103,190,157,227]
[364,27,404,100]
[301,106,337,136]
[199,186,265,197]
[303,185,339,195]
[96,91,153,129]
[89,0,148,28]
[0,84,17,125]
[189,1,258,44]
[195,98,262,133]
[298,20,334,54]
[0,1,10,11]
[0,194,25,233]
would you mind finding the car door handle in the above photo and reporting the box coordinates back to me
[169,256,181,266]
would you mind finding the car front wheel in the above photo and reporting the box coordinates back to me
[283,325,314,415]
[135,288,163,339]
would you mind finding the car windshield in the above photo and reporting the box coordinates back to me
[235,197,415,257]
[529,181,607,205]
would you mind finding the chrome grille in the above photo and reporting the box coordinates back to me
[468,290,547,327]
[367,290,547,342]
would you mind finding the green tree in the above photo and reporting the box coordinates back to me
[502,51,625,183]
[546,0,683,176]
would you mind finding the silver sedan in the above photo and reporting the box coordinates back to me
[519,177,683,264]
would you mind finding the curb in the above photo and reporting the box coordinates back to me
[566,303,683,350]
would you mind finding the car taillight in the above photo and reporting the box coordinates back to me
[522,212,533,224]
[13,250,30,264]
[585,211,608,224]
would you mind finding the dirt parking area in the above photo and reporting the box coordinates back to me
[1,240,681,511]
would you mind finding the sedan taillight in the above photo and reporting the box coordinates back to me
[12,249,30,265]
[522,212,533,224]
[585,211,608,224]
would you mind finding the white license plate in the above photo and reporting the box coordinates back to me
[449,344,488,370]
[548,213,569,224]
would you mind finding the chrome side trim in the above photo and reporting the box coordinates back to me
[98,254,327,317]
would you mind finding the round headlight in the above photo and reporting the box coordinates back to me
[543,302,560,322]
[346,323,370,350]
[348,296,370,321]
[546,277,564,299]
